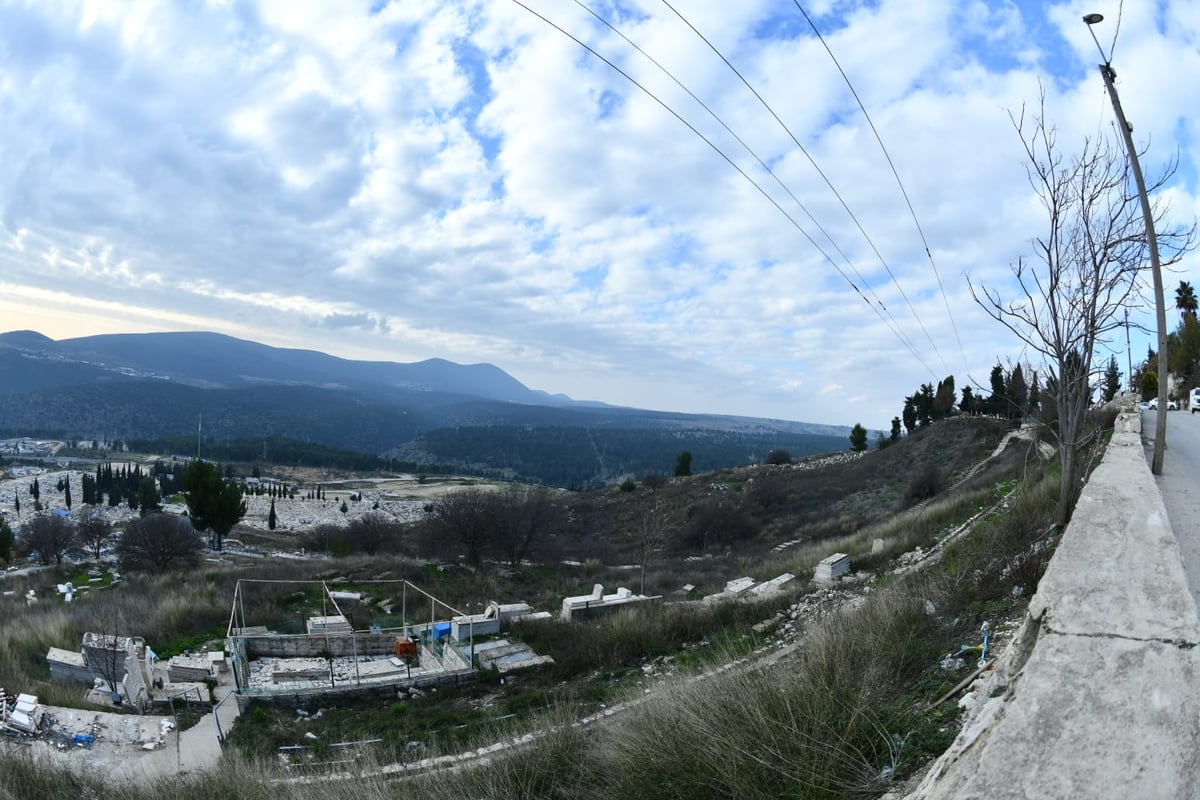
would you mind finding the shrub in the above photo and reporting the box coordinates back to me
[618,478,637,493]
[640,472,666,489]
[765,449,792,465]
[903,464,946,507]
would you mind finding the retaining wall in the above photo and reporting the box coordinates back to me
[242,633,399,659]
[906,414,1200,799]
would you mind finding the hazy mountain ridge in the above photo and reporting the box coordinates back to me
[0,330,852,484]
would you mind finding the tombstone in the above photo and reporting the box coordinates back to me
[814,553,851,582]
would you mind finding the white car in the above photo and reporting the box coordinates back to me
[1147,397,1179,411]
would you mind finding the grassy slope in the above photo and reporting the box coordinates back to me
[0,416,1070,798]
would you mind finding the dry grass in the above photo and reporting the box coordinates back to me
[0,417,1069,799]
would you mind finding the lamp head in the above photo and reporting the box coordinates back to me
[1083,13,1104,25]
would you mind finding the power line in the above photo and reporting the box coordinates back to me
[790,1,971,381]
[507,0,940,376]
[570,0,928,367]
[660,0,953,377]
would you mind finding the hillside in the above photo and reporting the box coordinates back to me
[0,413,1058,800]
[0,329,852,486]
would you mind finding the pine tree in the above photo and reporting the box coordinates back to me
[64,479,72,510]
[268,499,277,531]
[849,423,869,452]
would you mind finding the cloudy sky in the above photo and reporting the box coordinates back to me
[0,0,1195,428]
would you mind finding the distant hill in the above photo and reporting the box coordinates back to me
[0,329,852,486]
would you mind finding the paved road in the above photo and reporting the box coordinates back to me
[1145,408,1200,610]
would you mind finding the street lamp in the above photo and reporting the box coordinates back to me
[1084,13,1168,474]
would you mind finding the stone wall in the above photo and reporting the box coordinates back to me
[241,633,399,659]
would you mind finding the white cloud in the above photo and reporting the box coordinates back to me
[0,0,1194,428]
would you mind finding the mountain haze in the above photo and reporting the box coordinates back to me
[0,330,850,485]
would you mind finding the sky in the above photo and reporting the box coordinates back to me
[0,0,1196,429]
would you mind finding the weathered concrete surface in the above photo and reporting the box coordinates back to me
[908,419,1200,800]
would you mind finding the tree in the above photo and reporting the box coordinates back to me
[268,499,277,531]
[13,495,19,516]
[181,461,246,551]
[933,375,956,418]
[64,478,72,510]
[960,386,976,415]
[489,485,560,567]
[1141,370,1158,401]
[0,516,12,564]
[972,96,1195,522]
[427,488,495,566]
[30,478,39,502]
[631,498,667,594]
[137,477,161,517]
[746,475,787,511]
[1006,364,1028,420]
[19,515,77,565]
[901,396,917,433]
[684,501,759,553]
[1103,356,1122,402]
[765,449,792,465]
[916,383,935,426]
[673,451,692,477]
[77,515,114,561]
[1168,305,1200,394]
[345,512,399,555]
[116,513,203,571]
[1176,281,1198,319]
[81,473,97,506]
[849,423,868,452]
[988,363,1008,416]
[889,417,902,442]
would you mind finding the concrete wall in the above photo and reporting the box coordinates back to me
[234,668,476,712]
[241,633,398,659]
[906,415,1200,800]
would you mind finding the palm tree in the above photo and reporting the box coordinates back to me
[1176,281,1198,319]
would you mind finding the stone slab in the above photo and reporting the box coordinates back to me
[1030,431,1200,643]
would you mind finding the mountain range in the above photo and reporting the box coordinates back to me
[0,330,851,486]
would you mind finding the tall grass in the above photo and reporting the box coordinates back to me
[582,590,940,800]
[0,456,1063,799]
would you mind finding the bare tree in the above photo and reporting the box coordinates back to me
[345,512,400,556]
[972,96,1194,523]
[77,514,114,562]
[491,486,560,567]
[116,513,203,571]
[631,498,667,594]
[19,514,77,565]
[427,488,495,566]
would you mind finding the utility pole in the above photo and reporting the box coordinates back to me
[1085,13,1167,474]
[1124,308,1133,394]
